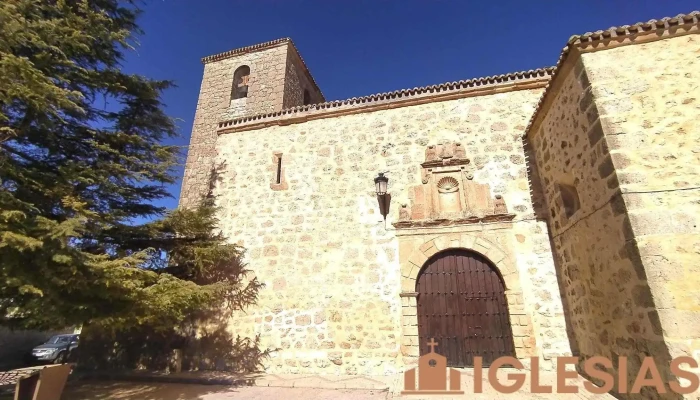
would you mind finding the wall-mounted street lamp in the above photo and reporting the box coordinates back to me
[374,172,391,222]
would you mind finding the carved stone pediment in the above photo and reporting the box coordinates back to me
[421,142,470,184]
[395,141,515,228]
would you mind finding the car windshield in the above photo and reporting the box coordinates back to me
[46,335,72,344]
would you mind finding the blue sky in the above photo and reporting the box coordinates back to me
[122,0,697,215]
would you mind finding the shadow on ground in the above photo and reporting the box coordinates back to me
[79,320,273,373]
[61,381,391,400]
[62,382,241,400]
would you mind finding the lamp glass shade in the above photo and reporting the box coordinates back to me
[374,173,388,196]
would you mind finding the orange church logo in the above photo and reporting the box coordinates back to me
[401,338,464,395]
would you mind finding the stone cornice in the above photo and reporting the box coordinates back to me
[392,214,516,230]
[524,11,700,139]
[420,158,470,169]
[217,68,553,134]
[393,219,516,238]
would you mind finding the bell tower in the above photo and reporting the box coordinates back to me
[179,38,324,208]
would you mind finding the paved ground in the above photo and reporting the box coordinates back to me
[0,364,617,399]
[63,382,389,400]
[59,369,616,400]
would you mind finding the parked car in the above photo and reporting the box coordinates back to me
[29,334,79,364]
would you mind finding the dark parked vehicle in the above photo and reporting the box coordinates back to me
[29,334,79,364]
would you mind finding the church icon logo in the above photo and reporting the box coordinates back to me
[401,338,464,395]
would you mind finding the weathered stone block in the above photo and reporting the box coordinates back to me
[400,263,415,279]
[422,245,438,259]
[460,234,477,249]
[401,277,417,292]
[587,120,604,146]
[485,247,505,264]
[597,155,615,179]
[418,240,435,253]
[407,252,428,269]
[432,236,448,252]
[401,306,416,317]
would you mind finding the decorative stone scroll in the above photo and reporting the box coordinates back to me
[395,142,515,228]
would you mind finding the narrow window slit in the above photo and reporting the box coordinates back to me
[270,152,287,191]
[276,155,282,184]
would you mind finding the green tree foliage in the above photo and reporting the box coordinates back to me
[0,0,261,330]
[78,198,268,372]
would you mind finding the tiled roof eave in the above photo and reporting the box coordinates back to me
[217,67,554,134]
[523,11,700,139]
[201,38,291,64]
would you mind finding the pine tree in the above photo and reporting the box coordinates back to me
[0,0,260,331]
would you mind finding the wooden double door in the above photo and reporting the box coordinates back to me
[416,249,515,367]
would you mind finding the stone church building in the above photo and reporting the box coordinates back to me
[180,11,700,397]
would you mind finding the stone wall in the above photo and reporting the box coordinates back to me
[180,44,289,208]
[282,47,324,108]
[212,87,571,375]
[527,40,695,396]
[395,225,571,371]
[583,33,700,397]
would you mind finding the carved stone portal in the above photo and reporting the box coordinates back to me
[394,142,515,228]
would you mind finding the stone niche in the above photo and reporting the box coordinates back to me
[395,142,514,228]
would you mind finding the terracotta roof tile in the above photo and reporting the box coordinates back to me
[218,67,554,131]
[201,37,291,64]
[524,11,700,137]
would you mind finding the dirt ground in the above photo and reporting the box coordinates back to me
[62,381,390,400]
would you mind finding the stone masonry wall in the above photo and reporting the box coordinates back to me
[528,54,678,399]
[179,44,289,208]
[583,34,700,397]
[212,88,571,375]
[282,48,324,108]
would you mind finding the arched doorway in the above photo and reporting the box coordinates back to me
[416,249,515,367]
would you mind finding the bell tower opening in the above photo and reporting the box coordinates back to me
[231,65,250,100]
